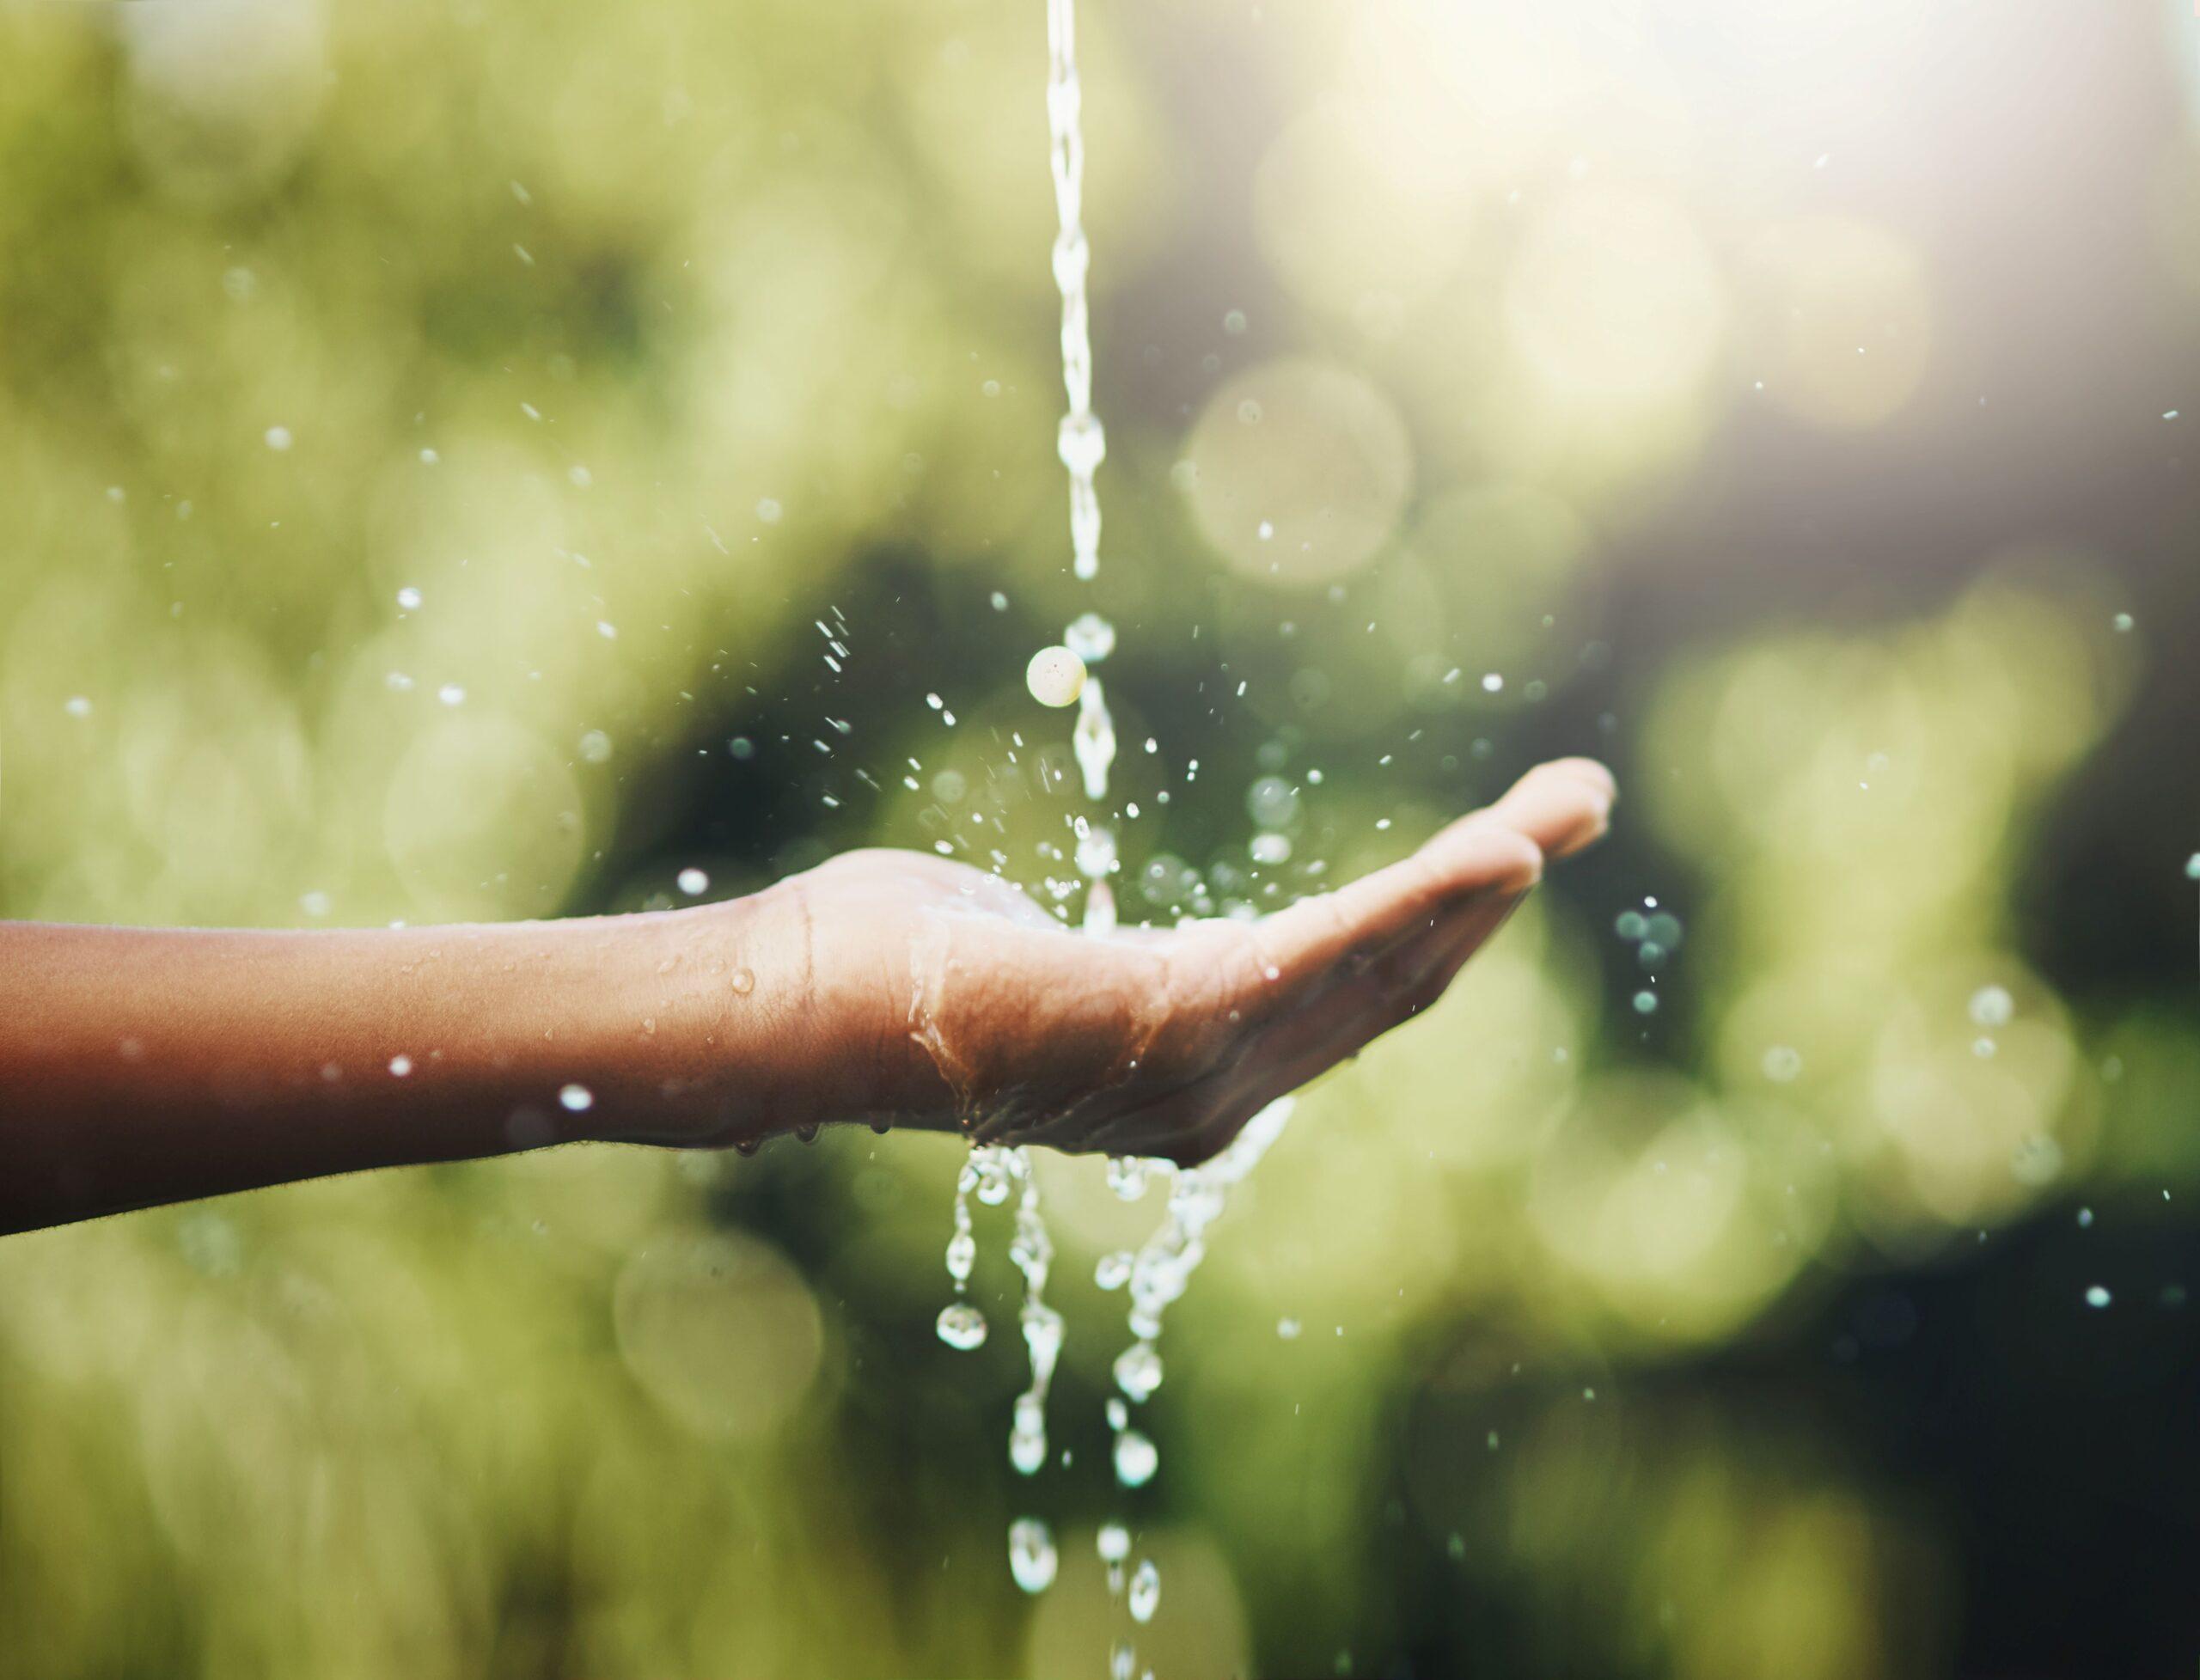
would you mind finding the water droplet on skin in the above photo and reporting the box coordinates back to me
[559,1084,593,1113]
[1113,1429,1158,1488]
[937,1303,988,1350]
[1027,645,1087,708]
[388,1054,413,1078]
[1128,1560,1161,1623]
[1008,1518,1058,1593]
[729,968,755,995]
[1969,985,2014,1028]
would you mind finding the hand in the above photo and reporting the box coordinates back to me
[755,758,1614,1164]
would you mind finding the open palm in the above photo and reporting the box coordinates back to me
[769,758,1614,1163]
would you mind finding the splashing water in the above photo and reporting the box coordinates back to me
[934,5,1297,1667]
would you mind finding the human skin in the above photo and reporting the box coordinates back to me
[0,758,1613,1235]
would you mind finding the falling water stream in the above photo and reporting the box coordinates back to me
[928,3,1298,1672]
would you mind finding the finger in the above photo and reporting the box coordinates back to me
[1257,824,1544,990]
[1431,757,1614,864]
[1117,883,1534,1163]
[1250,884,1533,1104]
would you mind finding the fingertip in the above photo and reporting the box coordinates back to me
[1473,759,1615,860]
[1428,820,1543,894]
[1544,756,1617,802]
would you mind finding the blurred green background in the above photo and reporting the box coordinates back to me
[4,0,2200,1674]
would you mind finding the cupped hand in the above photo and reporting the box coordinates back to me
[767,758,1613,1164]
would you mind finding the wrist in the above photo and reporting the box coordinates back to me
[545,894,810,1151]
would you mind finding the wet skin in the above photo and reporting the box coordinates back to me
[0,760,1612,1232]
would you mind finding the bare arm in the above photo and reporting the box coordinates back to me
[0,759,1612,1235]
[0,908,798,1231]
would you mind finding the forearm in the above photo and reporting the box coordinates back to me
[0,904,802,1233]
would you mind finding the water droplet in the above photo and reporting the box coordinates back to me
[677,867,710,896]
[946,1230,977,1283]
[1096,1250,1133,1290]
[264,425,292,451]
[1057,411,1107,476]
[1010,1416,1048,1475]
[559,1083,593,1112]
[1008,1518,1057,1593]
[1107,1158,1150,1201]
[2085,1285,2111,1309]
[1633,991,1658,1015]
[1112,1340,1163,1402]
[1113,1429,1158,1488]
[1277,1316,1301,1339]
[1969,986,2014,1029]
[937,1303,988,1350]
[395,586,422,610]
[1097,1523,1132,1564]
[1066,612,1117,662]
[388,1054,413,1078]
[578,730,613,764]
[729,968,755,995]
[1027,645,1087,708]
[974,1152,1014,1207]
[1128,1559,1161,1623]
